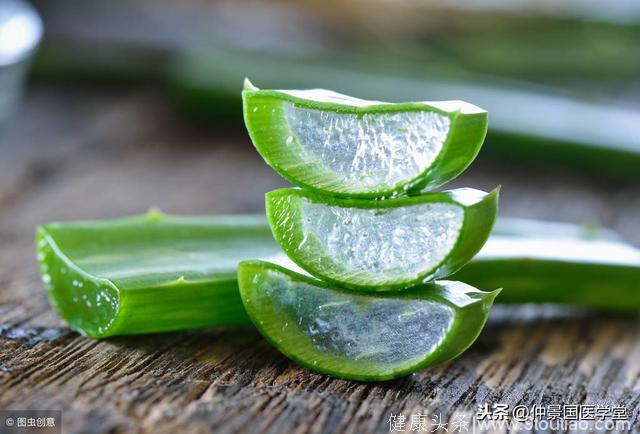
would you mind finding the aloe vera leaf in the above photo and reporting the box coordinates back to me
[266,187,499,291]
[454,235,640,312]
[35,211,280,338]
[174,48,640,179]
[242,79,488,198]
[37,214,640,340]
[237,260,499,381]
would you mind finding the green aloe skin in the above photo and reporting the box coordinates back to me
[455,232,640,312]
[242,79,488,198]
[36,213,640,339]
[238,260,500,381]
[36,211,277,338]
[266,187,499,291]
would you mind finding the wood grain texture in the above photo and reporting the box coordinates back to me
[1,86,639,433]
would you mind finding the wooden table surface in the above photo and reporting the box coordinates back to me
[1,86,639,433]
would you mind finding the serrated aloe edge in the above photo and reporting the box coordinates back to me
[237,260,500,381]
[266,187,499,291]
[242,79,488,198]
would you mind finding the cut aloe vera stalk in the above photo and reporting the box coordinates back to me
[266,187,499,291]
[36,211,280,338]
[243,79,488,198]
[238,260,499,381]
[455,233,640,312]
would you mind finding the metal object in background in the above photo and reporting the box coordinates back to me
[0,0,42,124]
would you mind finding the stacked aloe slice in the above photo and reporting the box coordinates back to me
[241,79,500,380]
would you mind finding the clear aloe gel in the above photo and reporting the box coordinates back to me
[242,79,488,198]
[266,187,499,291]
[238,260,500,381]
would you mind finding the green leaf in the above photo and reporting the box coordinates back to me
[266,187,499,291]
[36,212,280,338]
[174,48,640,181]
[238,260,499,381]
[455,233,640,312]
[243,80,488,198]
[37,214,640,340]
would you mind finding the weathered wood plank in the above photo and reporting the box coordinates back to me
[1,86,639,433]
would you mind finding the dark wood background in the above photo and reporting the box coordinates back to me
[1,86,639,433]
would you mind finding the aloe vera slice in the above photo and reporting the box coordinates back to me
[238,260,499,381]
[455,233,640,312]
[266,187,499,291]
[242,79,488,198]
[36,211,280,338]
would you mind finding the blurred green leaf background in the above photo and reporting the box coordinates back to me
[27,0,640,178]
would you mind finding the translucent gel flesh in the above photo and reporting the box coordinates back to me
[300,200,464,277]
[260,270,454,366]
[285,105,451,189]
